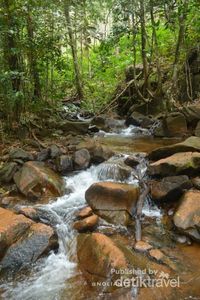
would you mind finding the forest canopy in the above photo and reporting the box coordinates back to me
[0,0,199,127]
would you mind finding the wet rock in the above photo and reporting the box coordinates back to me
[56,155,74,174]
[125,112,153,128]
[77,139,114,163]
[150,175,192,201]
[149,152,200,177]
[77,233,128,286]
[91,115,108,131]
[37,149,50,161]
[165,112,187,137]
[76,206,93,219]
[74,149,91,170]
[14,161,65,201]
[149,249,164,261]
[85,182,139,225]
[50,145,61,159]
[134,241,153,252]
[59,120,89,134]
[149,136,200,161]
[0,162,18,183]
[173,190,200,241]
[0,223,58,269]
[18,207,39,221]
[73,215,99,232]
[9,148,33,162]
[0,208,33,259]
[195,120,200,137]
[97,157,132,181]
[124,156,140,168]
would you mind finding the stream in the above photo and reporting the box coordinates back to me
[1,123,200,300]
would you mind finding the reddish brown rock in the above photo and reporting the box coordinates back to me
[173,190,200,241]
[14,161,65,200]
[85,182,139,225]
[134,241,153,252]
[76,206,93,219]
[73,215,99,232]
[149,249,164,261]
[149,152,200,177]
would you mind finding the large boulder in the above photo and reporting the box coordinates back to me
[85,182,139,225]
[150,175,192,201]
[96,156,132,181]
[77,233,128,287]
[149,152,200,177]
[1,222,57,269]
[149,136,200,161]
[14,161,65,201]
[173,191,200,241]
[165,112,187,137]
[0,162,18,183]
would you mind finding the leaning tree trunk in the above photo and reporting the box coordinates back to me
[64,0,84,100]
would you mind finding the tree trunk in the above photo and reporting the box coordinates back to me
[64,0,83,100]
[139,0,148,93]
[26,7,42,100]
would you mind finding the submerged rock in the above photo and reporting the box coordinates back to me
[14,161,65,201]
[85,182,139,225]
[173,190,200,241]
[150,175,192,201]
[149,152,200,177]
[149,136,200,161]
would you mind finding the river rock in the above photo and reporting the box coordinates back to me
[77,233,128,287]
[0,208,33,259]
[14,161,65,201]
[37,148,50,161]
[9,148,34,162]
[0,222,57,269]
[149,136,200,161]
[0,162,18,183]
[73,215,99,232]
[76,206,93,219]
[173,190,200,241]
[56,155,74,174]
[134,241,153,252]
[150,175,192,201]
[85,182,139,225]
[77,139,114,163]
[125,112,153,128]
[96,157,132,181]
[59,120,89,134]
[91,115,109,131]
[149,152,200,177]
[50,144,62,158]
[165,112,187,137]
[74,149,91,170]
[124,156,140,168]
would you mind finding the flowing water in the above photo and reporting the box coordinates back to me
[1,124,200,300]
